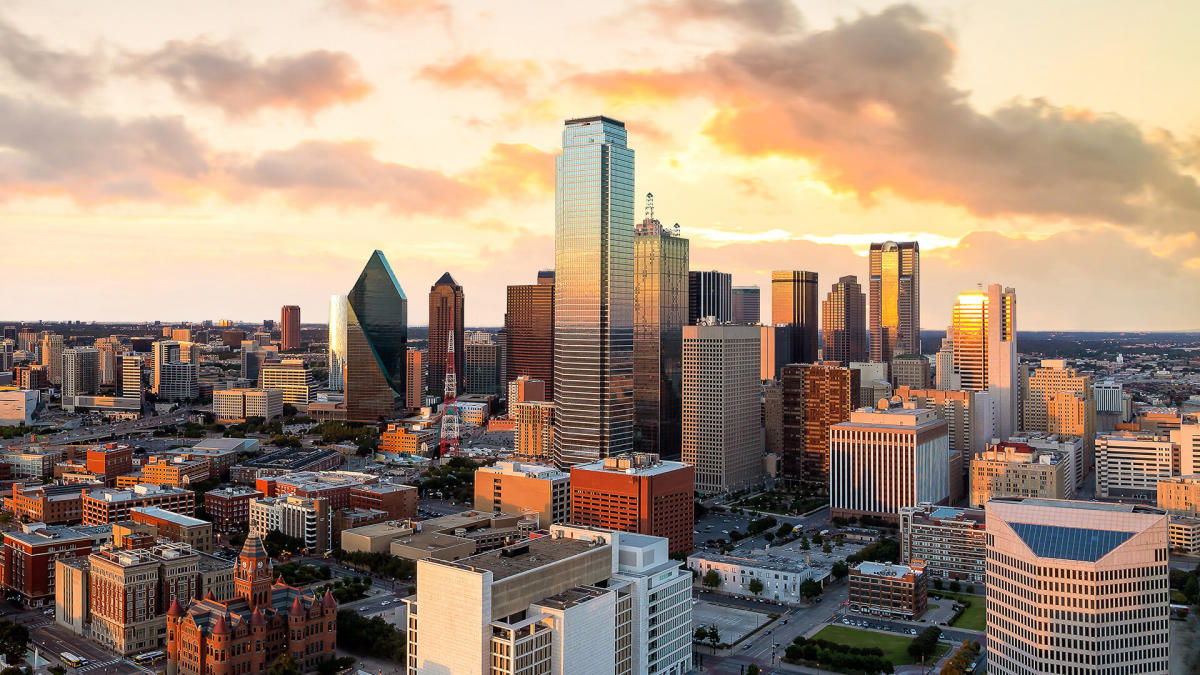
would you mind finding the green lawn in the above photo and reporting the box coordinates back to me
[937,592,986,632]
[812,625,949,666]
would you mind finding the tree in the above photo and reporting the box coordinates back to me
[965,584,976,594]
[703,569,722,589]
[799,535,810,550]
[822,542,832,554]
[908,626,941,662]
[747,664,760,675]
[0,620,29,665]
[748,578,764,596]
[764,533,775,543]
[831,561,849,581]
[266,654,300,675]
[933,578,944,590]
[949,580,962,593]
[282,403,298,418]
[800,579,822,600]
[706,625,721,651]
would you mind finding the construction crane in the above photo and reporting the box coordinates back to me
[438,330,461,457]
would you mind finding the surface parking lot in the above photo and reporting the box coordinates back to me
[692,599,772,644]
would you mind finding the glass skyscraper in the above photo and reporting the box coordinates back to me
[634,213,688,459]
[869,240,920,364]
[344,250,407,423]
[552,115,635,467]
[771,270,819,364]
[327,294,347,390]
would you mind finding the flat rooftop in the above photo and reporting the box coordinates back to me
[535,585,610,611]
[445,537,599,581]
[688,551,828,576]
[856,561,920,578]
[994,497,1164,514]
[132,506,208,527]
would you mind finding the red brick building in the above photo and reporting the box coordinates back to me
[350,483,417,519]
[569,452,695,555]
[86,443,133,486]
[7,482,99,524]
[82,485,196,525]
[165,533,337,675]
[256,471,378,510]
[0,523,98,606]
[204,486,264,531]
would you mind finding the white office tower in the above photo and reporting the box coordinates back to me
[404,524,691,675]
[950,285,1017,438]
[1095,380,1123,414]
[986,498,1169,675]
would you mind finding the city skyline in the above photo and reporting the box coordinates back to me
[2,1,1199,331]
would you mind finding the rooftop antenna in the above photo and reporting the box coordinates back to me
[645,192,655,221]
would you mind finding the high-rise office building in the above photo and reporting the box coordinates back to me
[891,353,931,389]
[280,305,300,352]
[633,212,688,458]
[985,498,1169,675]
[771,270,819,364]
[781,362,860,486]
[504,270,555,396]
[935,329,957,389]
[731,286,760,324]
[258,359,315,406]
[951,284,1018,438]
[239,340,277,383]
[1023,359,1095,444]
[868,241,920,366]
[473,461,571,527]
[687,270,731,324]
[40,333,64,385]
[405,348,423,409]
[327,294,348,390]
[61,347,100,405]
[464,332,502,395]
[821,275,867,364]
[0,339,12,372]
[344,250,407,423]
[552,116,635,467]
[427,273,465,396]
[515,401,555,462]
[682,325,761,494]
[759,324,792,381]
[830,404,949,523]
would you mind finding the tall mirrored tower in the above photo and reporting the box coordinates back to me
[345,250,407,422]
[552,115,635,467]
[869,240,920,365]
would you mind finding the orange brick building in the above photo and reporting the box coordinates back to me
[82,485,196,525]
[141,456,212,488]
[7,483,98,524]
[569,452,694,555]
[165,533,337,675]
[86,443,133,486]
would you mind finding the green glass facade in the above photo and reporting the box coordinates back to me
[345,250,407,422]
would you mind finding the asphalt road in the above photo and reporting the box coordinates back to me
[7,414,187,448]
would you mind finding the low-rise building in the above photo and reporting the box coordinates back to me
[332,507,389,541]
[474,461,571,527]
[130,506,213,553]
[85,443,133,486]
[7,482,99,524]
[970,441,1070,508]
[1169,516,1200,555]
[848,562,928,619]
[899,504,986,584]
[140,455,212,487]
[1158,475,1200,516]
[213,388,283,422]
[350,482,417,520]
[379,424,441,454]
[0,447,62,479]
[228,447,342,484]
[404,524,692,675]
[256,470,379,509]
[82,485,196,525]
[204,486,264,531]
[686,553,829,604]
[340,511,538,561]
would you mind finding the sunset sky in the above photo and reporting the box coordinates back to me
[3,0,1198,330]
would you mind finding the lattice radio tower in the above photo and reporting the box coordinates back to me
[439,330,461,456]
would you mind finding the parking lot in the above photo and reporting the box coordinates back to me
[692,599,772,645]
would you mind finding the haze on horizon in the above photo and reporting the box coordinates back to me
[2,0,1198,331]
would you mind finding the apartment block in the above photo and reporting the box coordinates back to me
[404,524,691,675]
[830,405,949,523]
[569,453,694,556]
[515,401,554,462]
[985,498,1169,675]
[899,504,986,584]
[848,562,928,619]
[474,461,571,527]
[970,441,1072,508]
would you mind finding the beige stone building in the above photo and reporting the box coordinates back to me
[1096,431,1176,501]
[514,401,555,462]
[1157,475,1200,516]
[970,441,1070,508]
[986,498,1169,675]
[1022,360,1096,467]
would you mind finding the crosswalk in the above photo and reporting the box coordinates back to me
[77,658,122,672]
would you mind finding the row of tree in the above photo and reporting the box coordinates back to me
[784,636,894,674]
[337,610,406,662]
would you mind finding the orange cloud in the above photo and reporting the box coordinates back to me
[465,143,555,197]
[332,0,447,17]
[125,41,372,117]
[418,53,541,97]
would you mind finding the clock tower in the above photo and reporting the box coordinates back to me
[235,531,273,609]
